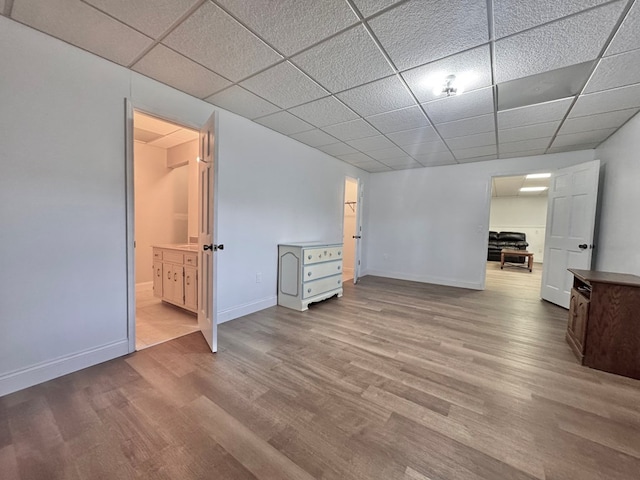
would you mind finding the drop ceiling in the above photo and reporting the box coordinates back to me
[133,111,199,149]
[4,0,640,172]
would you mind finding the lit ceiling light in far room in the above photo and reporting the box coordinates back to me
[520,186,548,192]
[526,173,551,179]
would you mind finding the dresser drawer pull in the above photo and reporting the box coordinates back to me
[337,265,341,270]
[308,272,312,277]
[307,288,312,294]
[308,255,312,259]
[338,251,341,255]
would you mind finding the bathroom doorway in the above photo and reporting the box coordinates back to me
[343,176,363,284]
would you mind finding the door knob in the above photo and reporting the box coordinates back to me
[352,235,362,239]
[203,244,213,251]
[578,244,588,250]
[214,244,224,251]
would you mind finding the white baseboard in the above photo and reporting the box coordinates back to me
[364,269,482,291]
[217,295,277,324]
[136,281,153,292]
[0,339,130,397]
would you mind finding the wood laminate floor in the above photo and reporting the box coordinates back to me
[2,267,640,479]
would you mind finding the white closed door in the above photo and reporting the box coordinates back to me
[541,160,600,308]
[198,112,218,352]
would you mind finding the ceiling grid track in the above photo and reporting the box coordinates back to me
[487,0,500,160]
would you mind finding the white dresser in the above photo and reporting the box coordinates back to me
[278,242,343,311]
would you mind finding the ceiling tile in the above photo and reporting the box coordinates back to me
[163,2,282,81]
[149,129,198,149]
[422,87,494,124]
[317,143,359,156]
[497,97,573,129]
[385,158,424,169]
[435,114,495,139]
[346,135,396,152]
[288,96,358,127]
[403,139,450,157]
[12,0,153,66]
[353,161,393,173]
[352,0,403,17]
[134,112,181,135]
[547,143,599,154]
[337,152,376,164]
[292,25,394,93]
[562,108,638,134]
[336,76,415,117]
[499,138,551,154]
[452,144,497,160]
[206,86,280,119]
[552,128,616,148]
[498,149,546,159]
[498,121,560,143]
[569,83,640,117]
[385,126,440,146]
[240,61,328,109]
[415,151,457,166]
[289,129,338,148]
[83,0,199,39]
[365,106,429,133]
[133,45,231,99]
[134,128,162,143]
[402,45,492,103]
[606,2,640,56]
[585,49,640,94]
[253,111,314,135]
[369,0,488,71]
[216,0,357,56]
[494,2,625,83]
[366,146,407,161]
[457,154,498,164]
[322,119,379,141]
[493,0,611,39]
[445,131,496,150]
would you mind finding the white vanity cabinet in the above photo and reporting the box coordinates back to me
[152,246,198,313]
[278,242,343,311]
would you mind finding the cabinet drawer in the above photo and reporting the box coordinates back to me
[303,260,342,282]
[163,251,184,264]
[185,253,198,267]
[303,246,343,265]
[302,275,342,299]
[153,249,163,261]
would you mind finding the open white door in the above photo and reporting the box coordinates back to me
[541,160,600,308]
[198,112,218,352]
[353,180,364,284]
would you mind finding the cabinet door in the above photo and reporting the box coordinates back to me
[173,266,184,305]
[162,264,173,302]
[184,266,198,311]
[574,294,589,352]
[153,261,163,298]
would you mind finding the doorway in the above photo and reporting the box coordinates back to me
[131,111,200,350]
[343,177,361,284]
[485,173,550,291]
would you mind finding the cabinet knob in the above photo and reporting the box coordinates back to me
[308,255,312,259]
[308,272,312,277]
[337,265,341,270]
[307,288,311,293]
[338,251,342,255]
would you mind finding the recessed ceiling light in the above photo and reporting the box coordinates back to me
[526,173,551,179]
[520,186,548,192]
[428,72,477,97]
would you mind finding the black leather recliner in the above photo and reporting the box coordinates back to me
[487,231,529,263]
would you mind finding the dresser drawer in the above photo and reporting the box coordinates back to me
[303,260,342,282]
[302,275,342,299]
[303,246,343,265]
[153,248,163,261]
[162,251,184,264]
[184,253,198,267]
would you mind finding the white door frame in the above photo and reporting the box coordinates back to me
[124,99,216,353]
[342,176,362,284]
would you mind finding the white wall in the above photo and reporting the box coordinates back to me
[595,112,640,276]
[364,150,595,289]
[134,143,189,284]
[490,196,548,262]
[0,17,367,396]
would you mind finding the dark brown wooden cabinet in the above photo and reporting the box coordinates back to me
[567,269,640,380]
